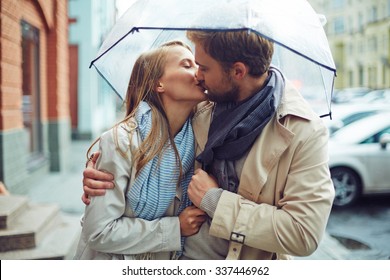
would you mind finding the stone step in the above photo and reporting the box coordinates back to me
[0,195,29,229]
[0,213,81,259]
[0,202,60,252]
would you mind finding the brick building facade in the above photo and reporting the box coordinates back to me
[0,0,71,193]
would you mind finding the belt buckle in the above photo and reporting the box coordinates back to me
[230,232,245,244]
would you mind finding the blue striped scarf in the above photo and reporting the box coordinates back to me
[126,102,194,255]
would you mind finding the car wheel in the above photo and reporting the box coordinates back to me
[331,167,362,208]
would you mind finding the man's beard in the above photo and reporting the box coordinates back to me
[207,82,240,103]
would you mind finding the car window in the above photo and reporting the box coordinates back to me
[342,111,378,127]
[361,126,390,144]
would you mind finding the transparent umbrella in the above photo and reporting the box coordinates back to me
[91,0,336,118]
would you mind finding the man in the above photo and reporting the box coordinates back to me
[82,30,335,260]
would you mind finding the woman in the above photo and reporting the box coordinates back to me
[74,41,207,260]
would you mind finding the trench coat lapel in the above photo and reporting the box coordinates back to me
[237,80,313,201]
[192,101,213,168]
[237,116,294,201]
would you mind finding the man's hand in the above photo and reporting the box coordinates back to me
[82,152,114,205]
[178,206,207,236]
[188,168,218,208]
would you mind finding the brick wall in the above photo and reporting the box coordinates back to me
[0,1,23,130]
[0,0,70,191]
[0,0,69,127]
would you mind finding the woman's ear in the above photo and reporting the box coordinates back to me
[231,62,247,80]
[156,82,164,93]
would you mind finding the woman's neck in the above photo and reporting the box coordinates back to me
[165,103,194,136]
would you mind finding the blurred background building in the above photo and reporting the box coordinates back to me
[0,0,118,194]
[309,0,390,90]
[69,0,118,140]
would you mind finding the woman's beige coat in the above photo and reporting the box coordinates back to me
[191,81,335,260]
[74,121,182,260]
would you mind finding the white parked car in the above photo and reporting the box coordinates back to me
[324,103,390,135]
[349,88,390,104]
[328,112,390,208]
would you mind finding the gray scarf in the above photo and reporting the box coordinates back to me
[196,67,284,191]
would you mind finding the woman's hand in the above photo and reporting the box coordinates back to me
[178,205,207,236]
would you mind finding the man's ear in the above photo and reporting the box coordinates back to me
[231,62,247,80]
[156,82,164,93]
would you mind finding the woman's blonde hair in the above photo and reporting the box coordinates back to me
[87,40,192,178]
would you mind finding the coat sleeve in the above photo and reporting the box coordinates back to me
[82,126,181,255]
[209,121,335,257]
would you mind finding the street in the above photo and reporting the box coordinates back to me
[326,194,390,260]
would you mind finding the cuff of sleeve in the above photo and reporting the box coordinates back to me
[200,188,223,218]
[161,216,182,251]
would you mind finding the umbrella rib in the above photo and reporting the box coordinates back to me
[89,27,140,69]
[91,64,124,100]
[319,113,331,118]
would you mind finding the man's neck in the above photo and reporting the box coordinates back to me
[237,71,269,102]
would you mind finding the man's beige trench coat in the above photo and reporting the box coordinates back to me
[191,81,335,260]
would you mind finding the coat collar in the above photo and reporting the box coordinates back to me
[276,80,314,122]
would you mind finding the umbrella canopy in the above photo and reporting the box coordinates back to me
[91,0,336,117]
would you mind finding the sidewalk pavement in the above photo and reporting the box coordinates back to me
[26,140,88,217]
[25,139,359,260]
